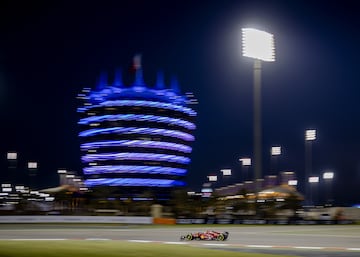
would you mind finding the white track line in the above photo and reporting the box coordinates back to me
[128,240,151,243]
[246,245,273,248]
[9,238,67,241]
[294,246,324,250]
[347,248,360,251]
[86,238,110,240]
[163,242,189,245]
[203,243,229,246]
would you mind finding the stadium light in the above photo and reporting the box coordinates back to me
[242,28,275,194]
[242,28,275,62]
[271,146,281,156]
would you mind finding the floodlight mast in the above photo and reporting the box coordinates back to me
[242,28,275,194]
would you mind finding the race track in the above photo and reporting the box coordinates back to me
[0,224,359,257]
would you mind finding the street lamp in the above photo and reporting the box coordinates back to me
[271,146,281,175]
[6,151,18,184]
[220,169,232,186]
[27,161,38,189]
[305,129,316,205]
[239,157,251,181]
[242,28,275,193]
[207,175,218,182]
[271,146,281,156]
[323,171,334,205]
[288,179,298,186]
[220,169,232,176]
[308,176,319,206]
[57,169,67,185]
[7,152,17,161]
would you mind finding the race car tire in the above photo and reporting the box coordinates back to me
[217,234,225,241]
[186,234,193,240]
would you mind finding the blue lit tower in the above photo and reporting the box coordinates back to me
[77,57,197,198]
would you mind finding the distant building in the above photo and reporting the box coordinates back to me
[77,57,197,198]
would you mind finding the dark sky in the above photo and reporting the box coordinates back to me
[0,0,359,205]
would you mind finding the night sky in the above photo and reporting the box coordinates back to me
[0,0,359,205]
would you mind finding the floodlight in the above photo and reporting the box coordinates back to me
[221,169,232,176]
[271,146,281,156]
[57,169,67,174]
[288,180,298,186]
[207,175,218,182]
[323,172,334,179]
[27,162,38,169]
[305,129,316,141]
[7,152,17,160]
[239,158,251,166]
[308,176,319,183]
[242,28,275,62]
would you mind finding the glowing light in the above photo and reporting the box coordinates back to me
[308,176,319,183]
[242,28,275,62]
[323,172,334,179]
[208,175,218,182]
[78,69,197,191]
[79,127,194,141]
[288,180,298,186]
[83,165,186,175]
[82,152,190,164]
[239,158,251,166]
[84,178,185,187]
[57,169,67,174]
[27,162,38,169]
[221,169,232,176]
[7,152,17,160]
[271,146,281,156]
[78,100,197,116]
[81,140,192,153]
[79,114,196,130]
[305,129,316,141]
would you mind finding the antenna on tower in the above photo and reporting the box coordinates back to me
[156,70,165,89]
[113,68,123,87]
[97,71,108,89]
[170,76,180,94]
[132,54,145,86]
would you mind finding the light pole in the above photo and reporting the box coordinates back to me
[308,176,319,206]
[322,171,334,205]
[6,151,18,184]
[27,161,38,189]
[305,129,316,205]
[239,157,251,182]
[242,28,275,193]
[57,169,67,186]
[270,146,281,175]
[220,169,232,186]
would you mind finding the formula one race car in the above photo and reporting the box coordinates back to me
[180,230,229,241]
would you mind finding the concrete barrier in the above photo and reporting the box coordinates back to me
[0,215,153,224]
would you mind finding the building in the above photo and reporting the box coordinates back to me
[77,58,197,198]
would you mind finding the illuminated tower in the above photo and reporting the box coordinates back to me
[77,57,197,198]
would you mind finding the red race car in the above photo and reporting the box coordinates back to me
[180,230,229,241]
